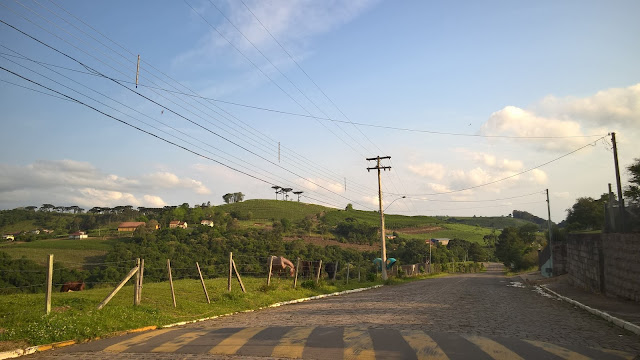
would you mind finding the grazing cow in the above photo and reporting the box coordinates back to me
[269,256,295,277]
[60,281,85,292]
[324,262,338,279]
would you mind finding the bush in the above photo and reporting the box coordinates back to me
[366,272,376,282]
[301,280,317,289]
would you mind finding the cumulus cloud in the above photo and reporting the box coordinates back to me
[480,106,587,151]
[466,151,524,172]
[536,83,640,127]
[294,177,343,194]
[0,159,209,209]
[407,162,445,180]
[480,83,640,152]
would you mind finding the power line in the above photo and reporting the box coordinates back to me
[0,19,373,210]
[388,136,607,196]
[406,190,545,202]
[34,0,380,197]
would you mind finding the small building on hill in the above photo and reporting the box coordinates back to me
[2,234,14,241]
[118,222,146,232]
[430,238,450,246]
[169,221,188,229]
[69,231,88,239]
[200,219,214,227]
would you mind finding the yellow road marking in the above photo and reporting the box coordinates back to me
[464,335,524,360]
[599,348,635,360]
[271,327,315,358]
[400,330,448,360]
[208,327,266,355]
[524,340,591,360]
[103,328,174,353]
[151,330,208,352]
[343,327,375,360]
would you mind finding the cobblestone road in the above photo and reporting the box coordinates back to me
[24,264,640,359]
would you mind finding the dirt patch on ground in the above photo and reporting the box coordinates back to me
[282,236,378,252]
[0,339,30,352]
[393,226,443,235]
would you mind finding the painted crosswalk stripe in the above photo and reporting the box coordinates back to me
[271,326,315,358]
[150,330,208,353]
[524,340,591,360]
[463,335,524,360]
[343,327,375,359]
[103,328,175,353]
[208,327,266,355]
[400,329,449,360]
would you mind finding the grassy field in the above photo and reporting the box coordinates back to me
[218,199,331,222]
[322,208,439,229]
[436,216,533,229]
[0,274,431,348]
[0,219,38,234]
[397,223,495,243]
[0,238,122,266]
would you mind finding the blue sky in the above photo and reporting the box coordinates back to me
[1,0,639,221]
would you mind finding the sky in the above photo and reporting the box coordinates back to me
[1,0,639,222]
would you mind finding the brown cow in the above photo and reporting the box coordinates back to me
[60,281,85,292]
[269,256,295,277]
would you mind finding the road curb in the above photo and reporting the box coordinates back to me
[540,285,640,336]
[0,284,384,359]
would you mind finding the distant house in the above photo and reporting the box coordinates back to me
[430,238,450,246]
[2,234,14,241]
[169,221,188,229]
[42,229,54,234]
[118,222,146,232]
[30,229,40,235]
[200,220,214,227]
[69,231,88,239]
[386,235,396,240]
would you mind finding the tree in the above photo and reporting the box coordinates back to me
[345,203,354,211]
[565,196,605,231]
[232,192,245,203]
[222,193,233,204]
[271,186,281,200]
[40,204,55,212]
[624,158,640,206]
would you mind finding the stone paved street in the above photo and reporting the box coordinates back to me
[24,264,640,359]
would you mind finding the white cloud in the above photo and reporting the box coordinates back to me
[529,169,548,185]
[466,151,523,172]
[536,83,640,127]
[480,106,587,151]
[0,160,210,209]
[407,162,445,180]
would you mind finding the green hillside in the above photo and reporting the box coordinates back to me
[0,238,120,266]
[435,216,533,229]
[217,199,332,222]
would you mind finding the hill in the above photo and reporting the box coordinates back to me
[435,216,533,229]
[217,199,331,222]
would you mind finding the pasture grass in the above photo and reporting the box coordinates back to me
[398,223,495,243]
[218,200,330,222]
[0,238,121,266]
[0,272,445,348]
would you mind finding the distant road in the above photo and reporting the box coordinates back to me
[26,263,639,359]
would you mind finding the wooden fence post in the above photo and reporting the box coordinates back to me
[358,263,361,282]
[346,263,350,284]
[293,258,300,289]
[134,258,140,306]
[196,262,210,303]
[315,260,322,284]
[137,259,144,305]
[333,261,338,281]
[232,260,246,293]
[228,252,233,292]
[97,264,139,310]
[167,259,176,308]
[267,256,274,286]
[45,254,53,315]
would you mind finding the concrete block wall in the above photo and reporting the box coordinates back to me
[564,233,640,302]
[566,234,603,294]
[602,234,640,302]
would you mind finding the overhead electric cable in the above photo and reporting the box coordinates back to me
[388,136,607,196]
[0,18,373,210]
[406,190,545,202]
[38,0,379,196]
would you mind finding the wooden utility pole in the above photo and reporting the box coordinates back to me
[367,156,391,280]
[228,252,233,292]
[134,258,140,306]
[611,132,626,232]
[167,259,176,308]
[267,256,274,286]
[45,254,53,315]
[546,189,553,276]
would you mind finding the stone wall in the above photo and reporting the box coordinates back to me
[563,233,640,302]
[602,233,640,301]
